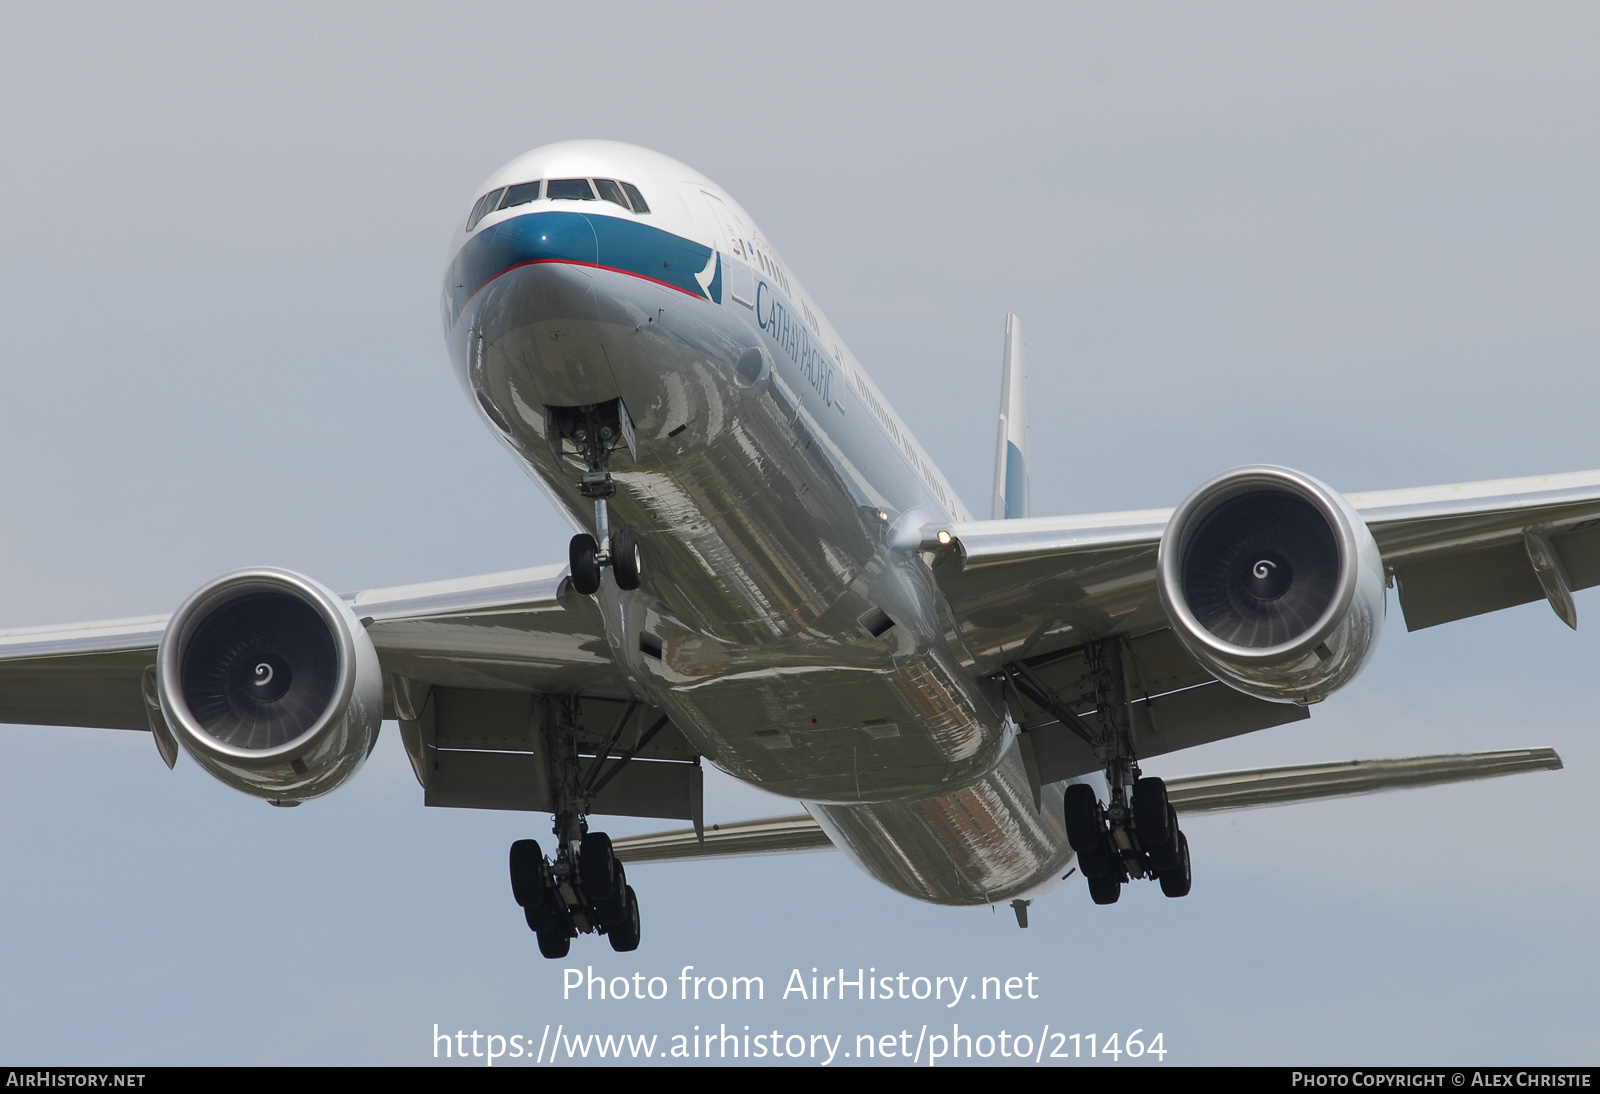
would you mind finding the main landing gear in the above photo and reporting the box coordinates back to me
[508,697,642,957]
[510,832,640,958]
[550,401,643,596]
[1062,639,1192,905]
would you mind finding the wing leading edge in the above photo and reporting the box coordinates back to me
[0,564,629,732]
[3,466,1591,825]
[0,563,711,823]
[922,467,1600,674]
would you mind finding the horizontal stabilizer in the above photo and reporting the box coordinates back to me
[614,814,831,864]
[613,747,1561,864]
[1162,747,1561,813]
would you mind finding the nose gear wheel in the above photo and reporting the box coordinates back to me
[548,399,644,597]
[569,534,601,596]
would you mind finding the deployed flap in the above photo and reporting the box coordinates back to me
[397,683,704,822]
[1350,469,1600,631]
[1023,680,1311,785]
[1010,630,1311,784]
[0,616,166,731]
[614,747,1562,864]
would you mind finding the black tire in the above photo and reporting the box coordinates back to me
[537,930,571,959]
[595,859,628,927]
[612,529,642,591]
[1064,783,1111,878]
[1063,784,1098,844]
[580,831,618,903]
[607,885,641,952]
[1150,805,1183,871]
[524,891,571,935]
[1133,777,1173,851]
[509,839,543,908]
[1159,832,1192,898]
[569,533,601,596]
[1087,873,1121,905]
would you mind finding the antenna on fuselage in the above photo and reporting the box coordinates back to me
[990,313,1028,520]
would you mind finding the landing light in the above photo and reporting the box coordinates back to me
[937,530,952,546]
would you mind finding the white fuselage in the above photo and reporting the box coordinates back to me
[442,141,1074,905]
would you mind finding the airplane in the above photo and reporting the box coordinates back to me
[0,139,1582,959]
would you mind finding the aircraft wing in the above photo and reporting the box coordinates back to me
[0,615,171,731]
[1348,470,1600,630]
[6,468,1592,826]
[926,467,1600,670]
[913,468,1600,777]
[0,564,628,734]
[352,564,626,697]
[612,747,1563,864]
[0,564,716,822]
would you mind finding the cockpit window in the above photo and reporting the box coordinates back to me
[620,182,649,214]
[465,187,506,232]
[547,178,596,201]
[467,177,647,231]
[500,180,540,209]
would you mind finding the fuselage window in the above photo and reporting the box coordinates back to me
[500,180,540,209]
[620,182,650,214]
[547,178,596,201]
[594,179,629,209]
[466,187,507,232]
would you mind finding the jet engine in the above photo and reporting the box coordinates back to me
[1156,466,1385,704]
[155,568,383,802]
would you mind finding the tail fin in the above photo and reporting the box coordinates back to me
[991,313,1028,519]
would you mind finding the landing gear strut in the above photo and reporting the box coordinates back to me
[508,696,642,957]
[549,401,643,595]
[1061,638,1191,904]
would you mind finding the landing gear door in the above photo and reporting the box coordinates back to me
[617,398,637,462]
[701,191,755,307]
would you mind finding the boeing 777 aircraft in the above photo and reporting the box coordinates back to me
[0,141,1580,958]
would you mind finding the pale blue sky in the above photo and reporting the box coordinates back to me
[0,2,1596,1064]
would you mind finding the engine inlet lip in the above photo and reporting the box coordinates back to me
[1158,465,1360,665]
[156,567,359,766]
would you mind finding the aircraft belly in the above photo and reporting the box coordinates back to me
[641,641,1008,802]
[598,271,879,634]
[448,245,1058,903]
[460,262,882,641]
[807,739,1076,906]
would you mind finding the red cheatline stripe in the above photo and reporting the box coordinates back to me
[452,258,706,323]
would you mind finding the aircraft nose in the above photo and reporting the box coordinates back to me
[443,211,600,326]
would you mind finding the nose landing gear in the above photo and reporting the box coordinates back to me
[550,400,643,596]
[570,522,642,596]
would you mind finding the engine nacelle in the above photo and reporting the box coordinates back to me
[1157,466,1386,704]
[156,568,383,803]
